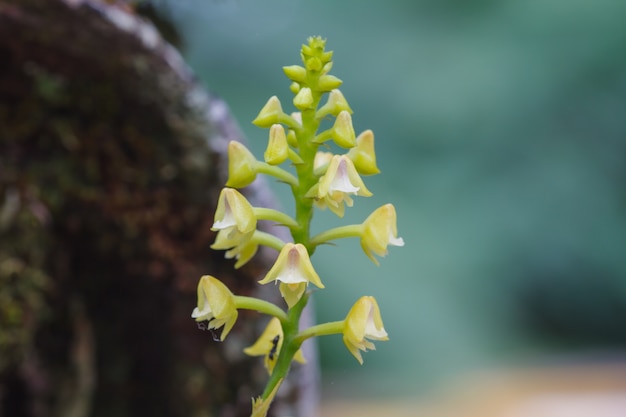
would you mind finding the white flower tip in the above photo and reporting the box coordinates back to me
[276,272,309,285]
[191,305,211,319]
[212,219,236,230]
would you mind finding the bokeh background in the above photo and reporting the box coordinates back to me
[154,0,626,402]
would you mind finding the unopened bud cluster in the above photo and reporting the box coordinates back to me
[192,37,404,417]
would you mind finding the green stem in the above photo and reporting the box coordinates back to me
[261,292,309,398]
[256,162,299,187]
[278,113,301,130]
[234,296,288,323]
[291,96,323,247]
[294,320,344,344]
[253,207,299,229]
[309,224,363,247]
[288,148,304,164]
[253,230,287,252]
[312,128,333,144]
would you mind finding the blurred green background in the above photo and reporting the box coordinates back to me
[154,0,626,398]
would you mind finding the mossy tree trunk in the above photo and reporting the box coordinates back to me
[0,1,316,416]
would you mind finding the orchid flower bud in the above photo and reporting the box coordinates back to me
[252,96,284,128]
[225,141,258,189]
[316,89,353,120]
[312,110,356,148]
[282,65,307,83]
[252,96,300,129]
[293,87,314,110]
[264,124,289,165]
[347,129,380,175]
[317,74,342,92]
[331,110,356,148]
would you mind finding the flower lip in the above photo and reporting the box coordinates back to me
[278,282,308,308]
[212,217,235,231]
[330,157,360,193]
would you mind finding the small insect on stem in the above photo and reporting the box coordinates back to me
[269,335,280,361]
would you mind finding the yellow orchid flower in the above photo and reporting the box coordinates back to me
[243,317,306,375]
[212,188,256,238]
[307,155,372,217]
[210,188,256,267]
[343,296,389,364]
[258,243,324,307]
[225,141,258,189]
[347,129,380,175]
[361,204,404,265]
[191,275,238,341]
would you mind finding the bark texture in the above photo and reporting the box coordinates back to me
[0,1,315,416]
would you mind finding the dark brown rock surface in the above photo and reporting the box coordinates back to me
[0,1,314,416]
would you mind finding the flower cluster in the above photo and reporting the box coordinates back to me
[192,37,404,417]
